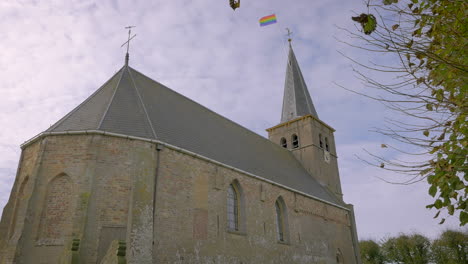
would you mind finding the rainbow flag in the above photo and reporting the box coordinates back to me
[259,14,277,27]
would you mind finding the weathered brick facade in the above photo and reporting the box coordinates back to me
[0,132,360,263]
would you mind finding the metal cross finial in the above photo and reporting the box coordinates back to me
[121,26,136,65]
[286,28,293,43]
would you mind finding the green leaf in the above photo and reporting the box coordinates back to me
[435,199,443,209]
[364,14,377,35]
[427,174,435,183]
[460,211,468,226]
[437,133,445,140]
[433,210,440,218]
[406,39,414,48]
[383,0,398,5]
[455,182,465,190]
[448,205,454,215]
[426,103,433,111]
[429,185,437,197]
[392,24,399,31]
[351,13,377,35]
[423,130,430,137]
[439,218,445,224]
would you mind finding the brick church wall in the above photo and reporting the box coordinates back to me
[153,147,357,264]
[1,134,358,264]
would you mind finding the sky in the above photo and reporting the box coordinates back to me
[0,0,465,241]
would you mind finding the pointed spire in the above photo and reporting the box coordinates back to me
[280,44,318,123]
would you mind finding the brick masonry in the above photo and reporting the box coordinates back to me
[0,133,360,264]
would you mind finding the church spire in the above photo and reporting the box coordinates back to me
[280,43,318,123]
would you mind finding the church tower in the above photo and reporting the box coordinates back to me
[267,42,343,199]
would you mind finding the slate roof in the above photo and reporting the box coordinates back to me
[281,44,319,123]
[46,64,341,206]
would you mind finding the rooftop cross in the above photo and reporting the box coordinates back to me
[121,26,136,66]
[285,28,293,44]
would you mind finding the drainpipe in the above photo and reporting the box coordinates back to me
[152,143,164,262]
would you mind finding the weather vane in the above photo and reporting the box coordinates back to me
[286,28,293,43]
[121,26,136,65]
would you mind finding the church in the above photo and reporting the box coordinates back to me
[0,40,361,263]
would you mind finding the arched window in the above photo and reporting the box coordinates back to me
[275,197,288,242]
[336,249,344,264]
[227,182,240,231]
[319,134,323,148]
[291,134,299,149]
[9,176,29,239]
[38,173,73,244]
[325,137,329,151]
[280,137,287,148]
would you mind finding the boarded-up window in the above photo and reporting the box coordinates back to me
[38,174,73,245]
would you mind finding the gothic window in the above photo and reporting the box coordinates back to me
[291,134,299,149]
[280,137,287,148]
[275,197,288,242]
[227,182,240,231]
[325,137,329,151]
[319,134,323,148]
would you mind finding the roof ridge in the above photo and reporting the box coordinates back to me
[127,67,158,139]
[48,66,125,132]
[97,67,125,129]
